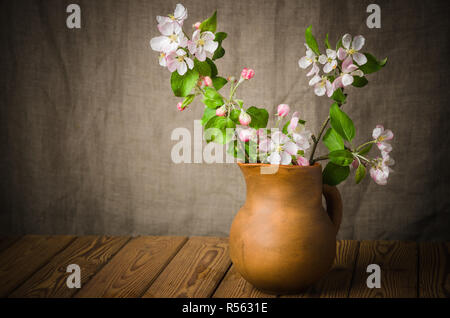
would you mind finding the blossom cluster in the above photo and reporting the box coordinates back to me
[299,34,366,97]
[150,4,218,76]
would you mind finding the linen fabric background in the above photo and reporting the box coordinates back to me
[1,0,449,240]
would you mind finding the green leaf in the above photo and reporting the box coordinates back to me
[206,58,218,78]
[202,87,224,109]
[336,38,343,51]
[358,143,373,156]
[246,106,269,129]
[325,33,331,49]
[329,103,355,142]
[212,46,225,60]
[201,107,216,126]
[227,139,243,159]
[204,115,236,144]
[212,77,227,91]
[323,162,350,186]
[214,32,227,42]
[181,94,195,109]
[323,128,344,152]
[355,164,366,184]
[352,76,368,88]
[331,88,346,104]
[170,69,199,97]
[194,59,211,77]
[230,109,241,124]
[358,53,387,74]
[305,25,320,56]
[199,11,217,33]
[328,149,354,166]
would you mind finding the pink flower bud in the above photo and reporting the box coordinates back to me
[239,111,251,126]
[202,76,213,87]
[193,22,201,29]
[177,102,184,111]
[216,106,227,117]
[238,129,254,142]
[351,159,359,170]
[296,156,310,166]
[277,104,290,117]
[241,68,255,80]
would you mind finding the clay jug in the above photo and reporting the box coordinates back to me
[229,162,342,294]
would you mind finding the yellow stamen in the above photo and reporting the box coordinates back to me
[197,39,205,46]
[168,14,175,20]
[169,34,178,42]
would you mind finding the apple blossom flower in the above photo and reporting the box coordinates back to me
[296,156,310,166]
[188,30,218,61]
[238,128,257,142]
[319,49,338,73]
[177,101,184,111]
[337,34,367,66]
[287,112,312,151]
[370,155,394,185]
[372,125,394,153]
[277,104,290,117]
[309,75,334,97]
[216,105,227,117]
[332,56,364,90]
[166,49,194,75]
[193,22,201,30]
[156,4,188,36]
[259,131,298,165]
[150,30,188,54]
[241,68,255,80]
[239,111,251,126]
[202,76,213,87]
[298,44,320,76]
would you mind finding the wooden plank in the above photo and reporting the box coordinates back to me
[349,240,417,298]
[9,236,130,298]
[419,242,450,298]
[0,236,21,253]
[0,235,75,297]
[142,236,231,298]
[283,240,360,298]
[213,265,275,298]
[75,236,187,298]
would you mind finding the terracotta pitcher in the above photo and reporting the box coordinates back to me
[229,162,342,294]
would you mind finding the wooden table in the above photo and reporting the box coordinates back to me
[0,236,448,298]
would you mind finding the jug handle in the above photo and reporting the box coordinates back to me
[323,185,343,235]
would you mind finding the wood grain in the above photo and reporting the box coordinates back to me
[0,235,75,297]
[142,236,231,298]
[0,236,21,253]
[9,236,130,298]
[419,242,450,298]
[212,265,275,298]
[349,240,417,298]
[283,240,360,298]
[75,236,187,298]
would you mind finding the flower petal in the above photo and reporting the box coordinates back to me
[306,63,319,76]
[318,54,327,64]
[314,84,326,96]
[177,61,187,75]
[342,56,354,72]
[298,56,312,69]
[342,74,354,86]
[381,129,394,141]
[351,35,365,51]
[150,36,169,52]
[352,52,367,66]
[309,74,321,86]
[326,49,336,59]
[284,141,299,155]
[204,40,218,53]
[342,34,352,50]
[323,62,333,73]
[337,47,347,60]
[280,151,292,165]
[185,57,194,69]
[196,50,206,62]
[268,152,281,165]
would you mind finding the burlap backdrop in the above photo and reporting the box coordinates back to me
[1,0,449,239]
